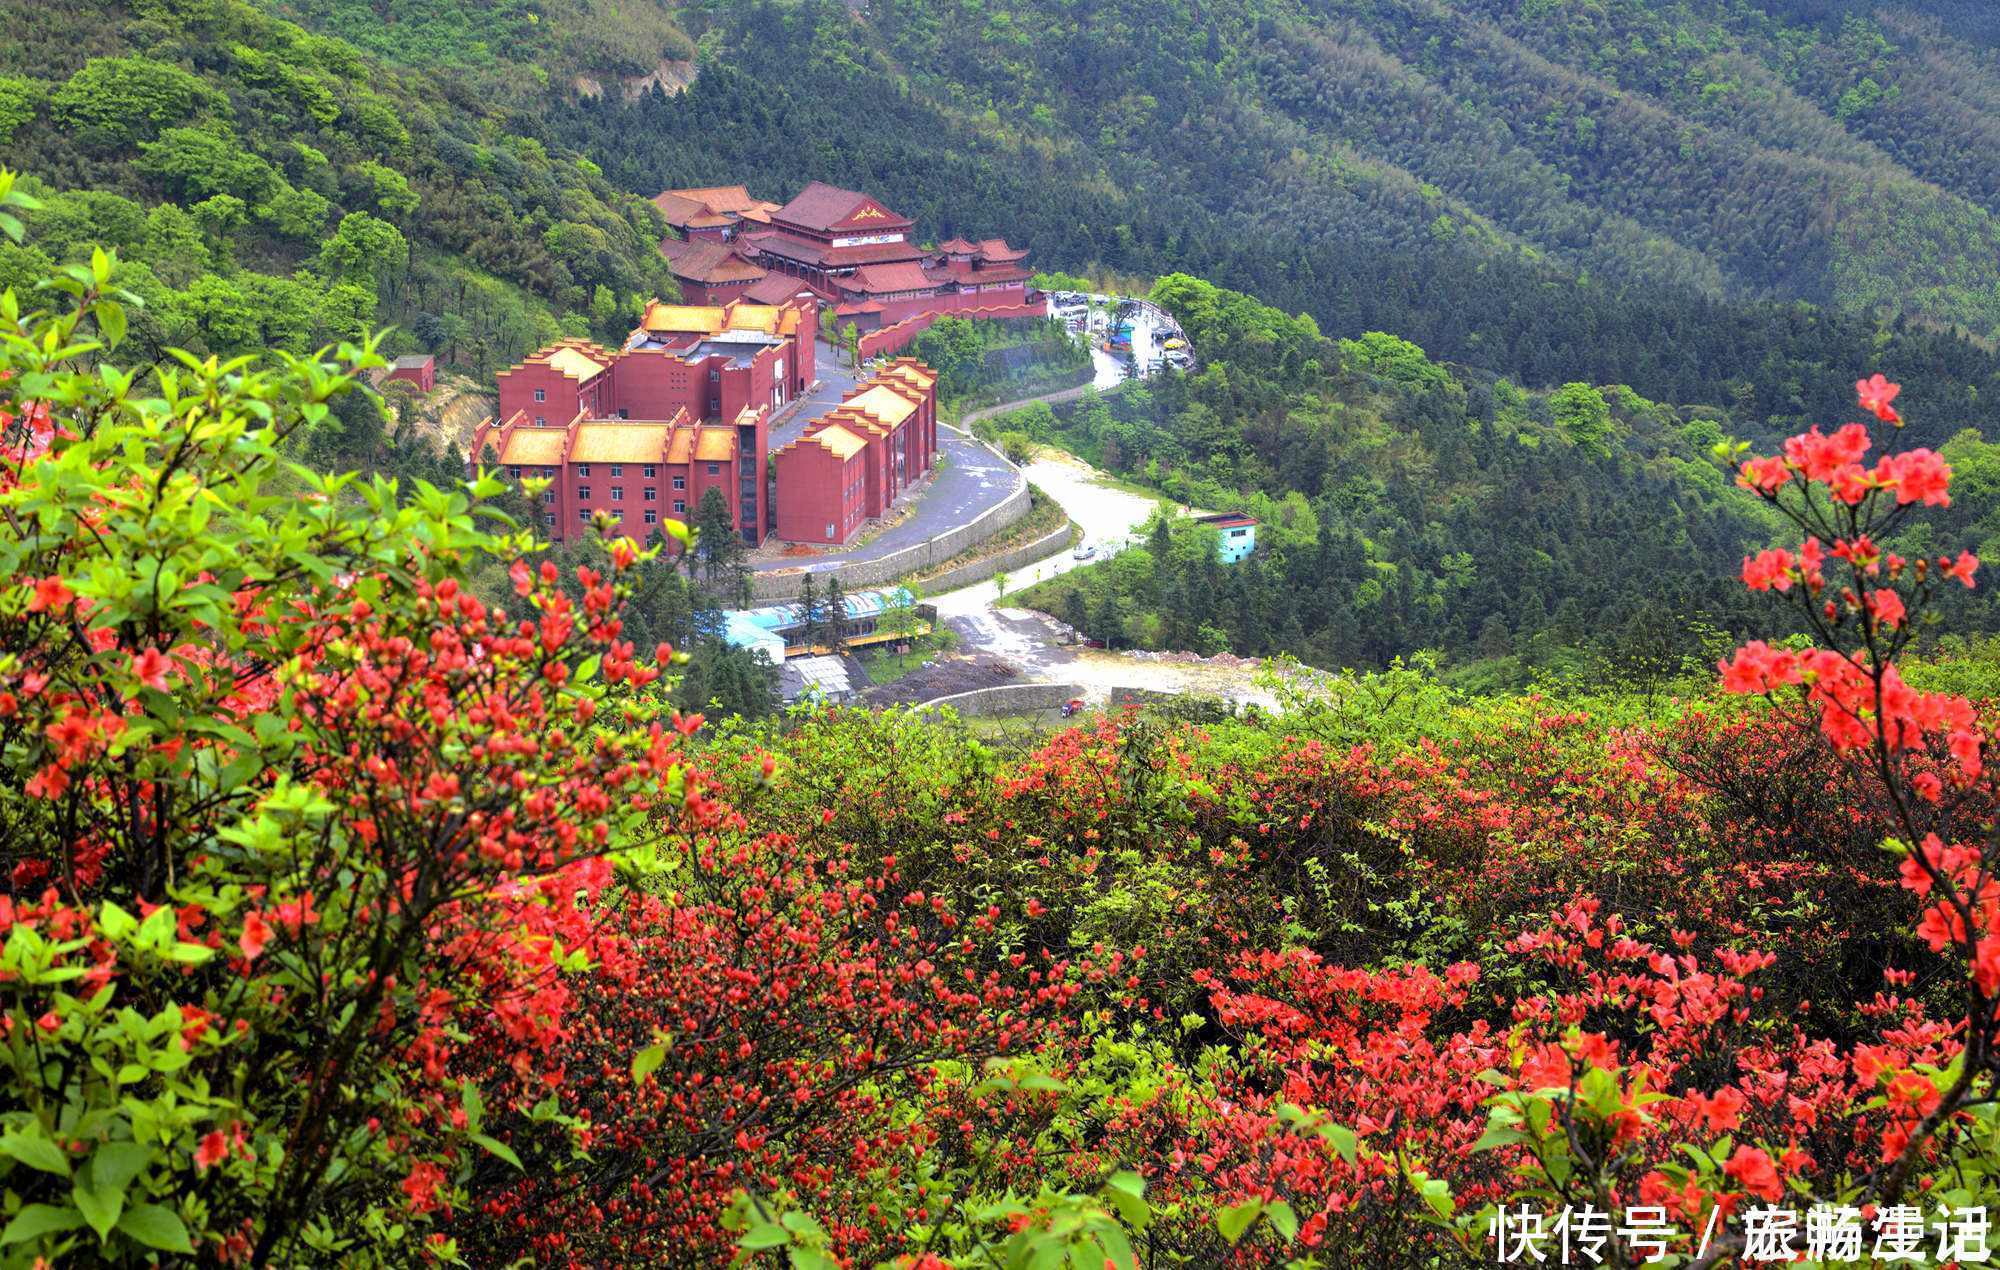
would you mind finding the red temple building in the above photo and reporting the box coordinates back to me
[773,359,939,545]
[658,238,768,305]
[651,185,780,242]
[471,295,820,548]
[656,179,1044,336]
[740,181,929,298]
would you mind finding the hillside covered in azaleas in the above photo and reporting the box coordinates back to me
[5,172,2000,1266]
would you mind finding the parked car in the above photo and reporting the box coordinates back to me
[1073,543,1097,560]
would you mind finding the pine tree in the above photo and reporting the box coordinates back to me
[692,487,749,608]
[1062,588,1089,642]
[824,576,848,655]
[798,573,818,655]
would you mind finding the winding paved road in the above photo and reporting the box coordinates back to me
[754,339,1025,576]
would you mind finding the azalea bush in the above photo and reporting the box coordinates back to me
[654,376,2000,1265]
[10,160,2000,1268]
[0,171,714,1263]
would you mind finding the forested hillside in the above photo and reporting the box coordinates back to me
[548,0,2000,434]
[0,0,676,386]
[1004,275,1779,682]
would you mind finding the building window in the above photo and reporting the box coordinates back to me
[617,409,629,420]
[610,464,623,478]
[534,388,546,402]
[507,465,521,479]
[576,465,591,477]
[543,512,554,526]
[542,491,554,504]
[578,508,591,522]
[673,500,686,513]
[611,488,623,502]
[673,476,686,490]
[644,488,656,502]
[706,463,720,475]
[644,511,657,525]
[535,416,546,427]
[643,465,656,478]
[577,485,590,499]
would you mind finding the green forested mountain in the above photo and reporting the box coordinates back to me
[13,0,2000,436]
[8,0,2000,677]
[0,0,677,383]
[545,0,2000,436]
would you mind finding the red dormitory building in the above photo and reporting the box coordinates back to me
[772,359,940,545]
[654,180,1043,330]
[469,295,819,548]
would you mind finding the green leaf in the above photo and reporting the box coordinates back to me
[631,1040,669,1083]
[1217,1197,1262,1244]
[1264,1199,1299,1241]
[1470,1123,1528,1154]
[97,299,126,349]
[72,1181,124,1241]
[0,1128,73,1176]
[780,1210,825,1237]
[470,1133,521,1171]
[1418,1174,1455,1220]
[1103,1171,1148,1229]
[91,1141,150,1197]
[116,1203,192,1253]
[1097,1222,1138,1269]
[737,1223,789,1250]
[1322,1121,1358,1164]
[0,1204,86,1246]
[136,904,175,951]
[98,901,137,941]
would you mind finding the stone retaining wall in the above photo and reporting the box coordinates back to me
[747,441,1031,602]
[911,519,1073,596]
[913,682,1083,718]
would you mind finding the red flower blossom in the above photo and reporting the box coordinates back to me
[25,574,72,613]
[1857,374,1902,423]
[195,1131,229,1172]
[239,911,273,961]
[1722,1145,1783,1202]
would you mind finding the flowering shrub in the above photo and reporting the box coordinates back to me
[9,167,2000,1266]
[0,175,706,1262]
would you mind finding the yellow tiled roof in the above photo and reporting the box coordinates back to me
[812,424,866,459]
[844,385,918,427]
[882,362,937,391]
[569,423,669,464]
[821,408,886,438]
[694,428,736,462]
[666,429,695,464]
[546,346,606,381]
[643,304,727,335]
[499,429,567,465]
[725,304,782,334]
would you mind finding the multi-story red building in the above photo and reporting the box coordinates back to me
[773,359,939,545]
[472,296,819,548]
[473,402,767,549]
